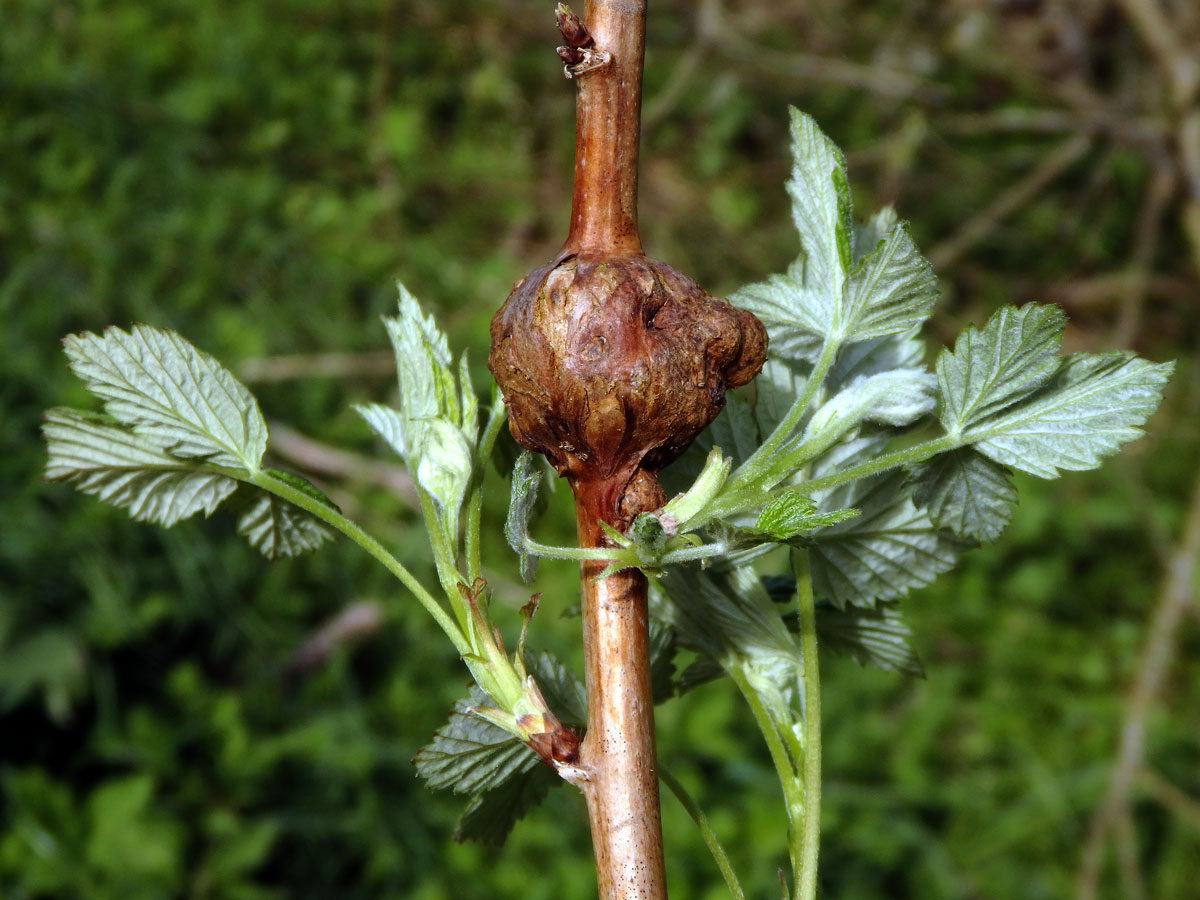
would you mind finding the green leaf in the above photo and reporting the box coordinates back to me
[453,764,560,847]
[63,325,267,470]
[236,493,333,559]
[412,690,540,796]
[910,448,1017,542]
[965,351,1174,478]
[937,304,1067,434]
[355,402,409,458]
[803,368,936,446]
[815,602,924,677]
[786,106,853,303]
[810,472,962,608]
[755,491,859,540]
[43,408,237,527]
[262,468,340,511]
[852,206,898,265]
[842,222,937,341]
[829,329,925,389]
[505,451,541,582]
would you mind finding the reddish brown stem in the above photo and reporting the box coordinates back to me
[574,479,667,900]
[561,0,646,258]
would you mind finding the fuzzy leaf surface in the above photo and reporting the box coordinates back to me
[43,409,237,527]
[505,452,541,582]
[842,222,937,341]
[910,449,1017,542]
[63,326,267,470]
[937,304,1067,433]
[965,352,1173,478]
[810,472,962,608]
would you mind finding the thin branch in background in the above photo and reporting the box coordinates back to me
[1113,165,1177,347]
[1075,467,1200,900]
[268,420,418,506]
[239,351,396,382]
[1139,768,1200,834]
[927,134,1092,271]
[284,600,386,682]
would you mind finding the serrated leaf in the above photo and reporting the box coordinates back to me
[965,351,1173,478]
[829,328,926,389]
[816,603,924,676]
[731,264,828,364]
[413,690,539,796]
[755,491,859,540]
[937,304,1067,433]
[505,452,541,582]
[810,472,962,608]
[786,106,853,303]
[804,368,936,445]
[415,419,473,532]
[853,206,898,265]
[236,493,333,559]
[355,402,409,458]
[453,764,560,846]
[43,408,237,526]
[842,223,938,341]
[707,389,759,464]
[63,325,267,470]
[648,621,678,703]
[753,358,810,438]
[910,448,1016,542]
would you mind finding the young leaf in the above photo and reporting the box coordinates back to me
[505,451,542,582]
[413,691,540,796]
[828,328,926,389]
[755,491,859,540]
[841,222,937,341]
[803,368,936,446]
[453,764,560,846]
[910,448,1017,542]
[810,472,962,608]
[964,351,1174,478]
[786,106,853,305]
[236,493,333,559]
[42,409,237,527]
[852,206,898,265]
[62,326,268,470]
[937,304,1067,433]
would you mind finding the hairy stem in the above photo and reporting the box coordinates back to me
[794,549,822,900]
[561,0,646,257]
[575,481,667,900]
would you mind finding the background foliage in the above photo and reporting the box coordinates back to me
[3,0,1199,898]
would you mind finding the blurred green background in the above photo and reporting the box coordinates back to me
[3,0,1198,898]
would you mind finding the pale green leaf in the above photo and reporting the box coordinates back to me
[416,418,474,534]
[842,223,938,341]
[937,304,1067,433]
[786,106,853,305]
[43,409,237,527]
[413,690,539,796]
[852,206,898,265]
[63,325,267,470]
[505,452,541,582]
[804,368,936,445]
[236,493,333,559]
[910,448,1016,542]
[731,264,828,364]
[966,351,1174,478]
[355,402,408,457]
[810,472,962,608]
[829,328,926,389]
[753,358,809,438]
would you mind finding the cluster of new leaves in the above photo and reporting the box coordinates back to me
[43,326,334,559]
[356,285,479,552]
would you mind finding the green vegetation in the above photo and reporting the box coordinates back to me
[4,1,1198,899]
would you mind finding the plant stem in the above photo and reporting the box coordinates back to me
[245,469,470,657]
[575,481,667,900]
[659,766,746,900]
[794,548,822,900]
[561,0,646,258]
